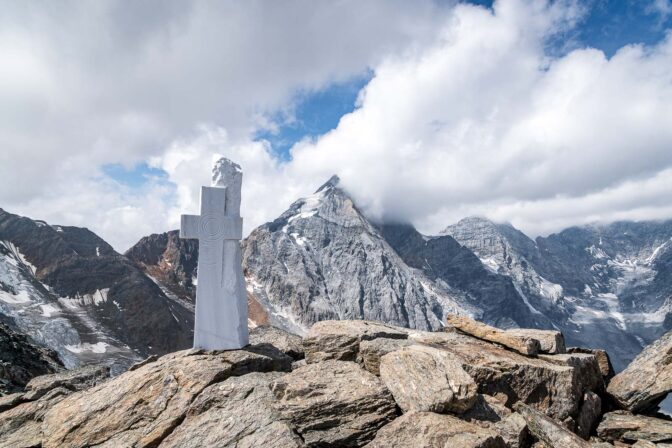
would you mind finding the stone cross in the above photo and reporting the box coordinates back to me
[180,158,249,350]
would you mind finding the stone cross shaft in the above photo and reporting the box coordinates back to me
[180,158,249,350]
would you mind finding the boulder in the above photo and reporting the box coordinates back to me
[576,391,601,440]
[160,372,303,448]
[409,331,593,420]
[250,325,304,360]
[270,360,396,446]
[567,348,615,381]
[607,330,672,412]
[632,440,658,448]
[514,403,591,448]
[366,411,507,448]
[358,337,413,375]
[597,411,672,444]
[41,347,291,448]
[303,320,407,363]
[538,353,605,393]
[506,329,566,354]
[379,344,478,414]
[446,314,541,355]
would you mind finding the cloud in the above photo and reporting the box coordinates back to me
[2,0,672,250]
[0,0,452,250]
[280,0,672,238]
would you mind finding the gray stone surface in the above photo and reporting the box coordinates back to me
[270,360,396,447]
[446,314,541,355]
[358,337,413,375]
[180,158,248,350]
[506,328,566,354]
[379,344,477,414]
[597,411,672,444]
[160,372,303,448]
[607,329,672,412]
[366,411,507,448]
[40,348,291,448]
[249,325,304,360]
[302,319,408,363]
[514,403,591,448]
[409,331,594,420]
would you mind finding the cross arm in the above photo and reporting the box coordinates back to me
[180,214,201,239]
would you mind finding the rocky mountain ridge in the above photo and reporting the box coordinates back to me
[2,316,671,447]
[0,208,194,374]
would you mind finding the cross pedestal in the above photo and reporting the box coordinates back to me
[180,159,249,350]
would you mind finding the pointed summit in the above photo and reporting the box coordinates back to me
[316,174,341,193]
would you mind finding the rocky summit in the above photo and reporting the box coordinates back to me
[4,316,672,448]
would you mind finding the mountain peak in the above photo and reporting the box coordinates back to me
[315,174,341,193]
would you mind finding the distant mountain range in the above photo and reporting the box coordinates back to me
[1,176,670,383]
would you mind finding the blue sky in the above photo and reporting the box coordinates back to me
[103,0,672,190]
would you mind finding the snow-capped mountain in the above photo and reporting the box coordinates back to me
[242,176,475,333]
[443,216,672,370]
[0,209,194,374]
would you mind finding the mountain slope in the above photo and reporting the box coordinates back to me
[242,176,473,332]
[0,209,193,372]
[443,216,672,370]
[378,223,553,329]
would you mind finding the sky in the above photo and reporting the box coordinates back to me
[1,0,671,251]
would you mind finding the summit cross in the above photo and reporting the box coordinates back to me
[180,158,249,350]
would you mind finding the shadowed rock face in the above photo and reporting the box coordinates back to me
[0,321,62,395]
[0,209,193,365]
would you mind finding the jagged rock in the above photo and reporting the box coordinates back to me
[446,314,541,355]
[303,320,407,363]
[607,330,672,412]
[597,411,672,444]
[379,344,478,414]
[270,360,396,446]
[514,403,591,448]
[0,209,194,362]
[40,347,291,448]
[568,348,615,381]
[0,387,71,448]
[576,391,602,440]
[366,411,507,448]
[23,364,109,401]
[538,352,605,393]
[409,331,594,420]
[495,413,531,448]
[357,337,413,375]
[250,325,304,360]
[632,440,658,447]
[242,179,454,333]
[506,328,566,354]
[0,322,62,394]
[161,372,303,448]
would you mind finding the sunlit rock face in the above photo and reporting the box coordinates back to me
[444,216,672,371]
